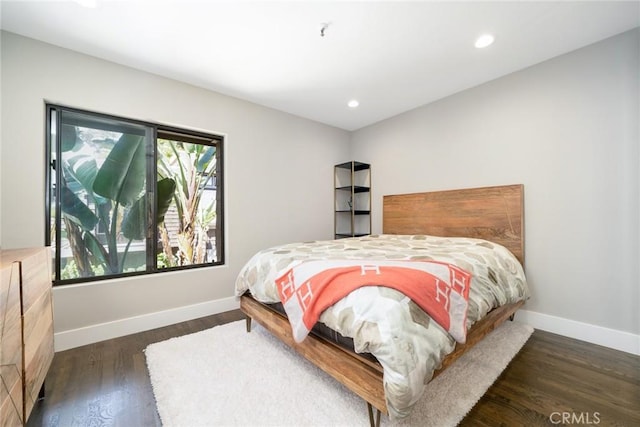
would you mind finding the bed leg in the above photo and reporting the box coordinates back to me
[366,402,381,427]
[245,316,252,333]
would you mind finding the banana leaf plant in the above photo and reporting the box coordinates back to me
[59,125,175,277]
[157,139,217,267]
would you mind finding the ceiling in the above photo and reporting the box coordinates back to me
[1,1,639,131]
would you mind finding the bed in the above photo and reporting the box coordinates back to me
[235,184,527,426]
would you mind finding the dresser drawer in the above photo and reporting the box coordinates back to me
[0,261,23,426]
[0,247,53,425]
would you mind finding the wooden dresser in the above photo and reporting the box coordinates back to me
[1,248,54,427]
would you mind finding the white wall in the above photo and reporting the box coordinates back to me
[350,29,640,353]
[2,29,638,354]
[0,31,350,349]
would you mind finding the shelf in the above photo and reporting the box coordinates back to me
[335,210,370,215]
[334,161,371,239]
[335,233,370,238]
[335,186,370,193]
[335,161,370,171]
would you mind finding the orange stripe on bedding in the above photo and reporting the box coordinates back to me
[275,260,471,344]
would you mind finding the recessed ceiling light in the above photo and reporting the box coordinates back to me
[474,34,495,49]
[347,100,359,108]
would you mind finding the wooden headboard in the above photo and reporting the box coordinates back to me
[383,184,524,265]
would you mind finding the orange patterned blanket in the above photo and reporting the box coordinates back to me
[275,259,472,344]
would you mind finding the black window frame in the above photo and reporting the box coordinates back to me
[45,104,225,286]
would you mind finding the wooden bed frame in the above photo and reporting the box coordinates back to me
[241,184,525,425]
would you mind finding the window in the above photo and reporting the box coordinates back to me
[46,105,224,285]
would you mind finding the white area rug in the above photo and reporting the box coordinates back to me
[145,319,533,427]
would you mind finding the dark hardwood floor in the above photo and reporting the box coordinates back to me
[461,331,640,427]
[27,310,639,426]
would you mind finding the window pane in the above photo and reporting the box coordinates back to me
[47,105,224,285]
[157,137,218,268]
[57,110,152,280]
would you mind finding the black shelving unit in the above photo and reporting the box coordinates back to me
[334,161,371,238]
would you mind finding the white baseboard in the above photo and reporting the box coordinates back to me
[515,309,640,356]
[54,301,640,356]
[54,296,240,352]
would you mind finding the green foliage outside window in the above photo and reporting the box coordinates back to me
[47,106,223,284]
